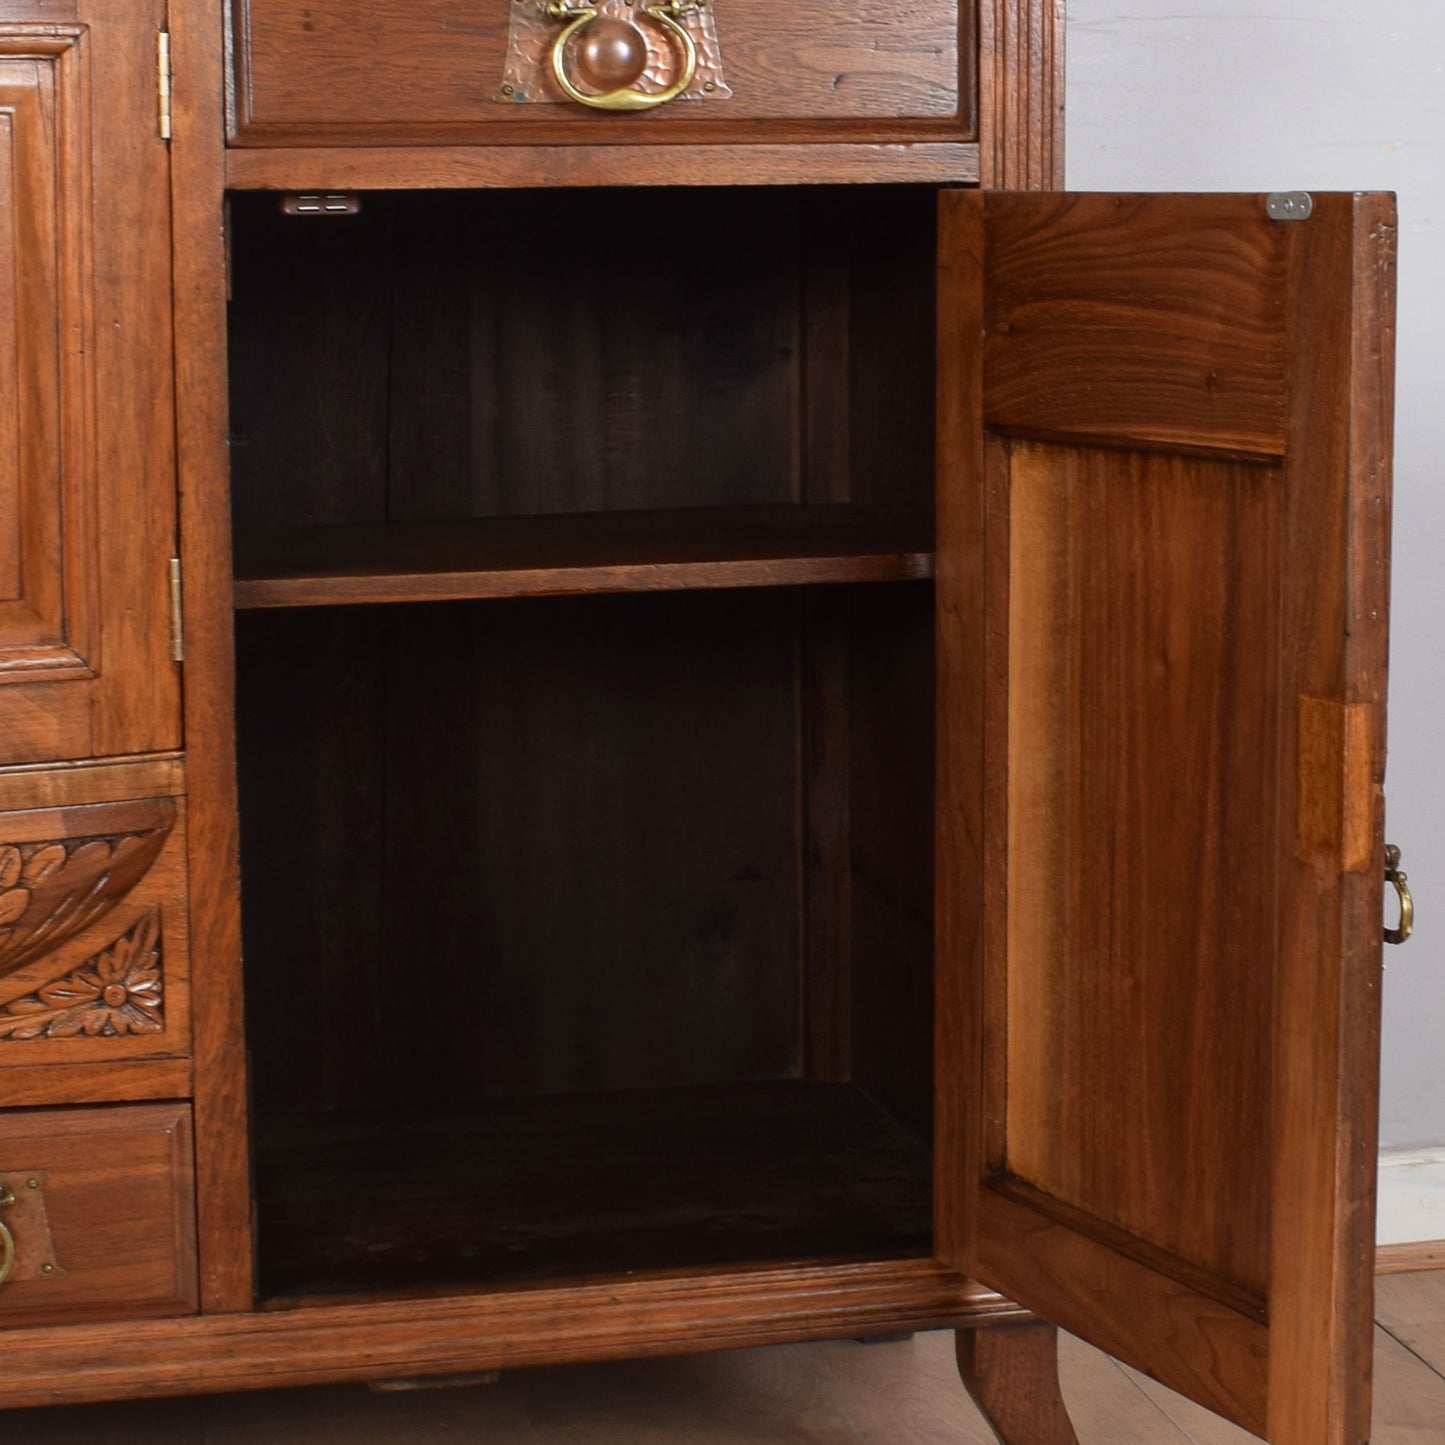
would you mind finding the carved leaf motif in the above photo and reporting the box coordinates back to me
[0,908,164,1041]
[23,845,67,883]
[0,798,175,980]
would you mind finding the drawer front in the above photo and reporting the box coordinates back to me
[0,1103,197,1327]
[231,0,968,145]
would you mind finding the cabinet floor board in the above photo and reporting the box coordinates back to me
[254,1081,934,1301]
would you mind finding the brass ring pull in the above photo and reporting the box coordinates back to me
[0,1186,15,1286]
[546,3,699,112]
[1385,843,1414,945]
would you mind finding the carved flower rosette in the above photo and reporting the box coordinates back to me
[0,909,163,1040]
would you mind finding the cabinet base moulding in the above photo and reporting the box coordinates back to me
[0,1263,1025,1409]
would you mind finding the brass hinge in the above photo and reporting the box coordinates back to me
[157,31,172,140]
[168,557,184,663]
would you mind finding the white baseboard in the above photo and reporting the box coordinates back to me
[1377,1146,1445,1246]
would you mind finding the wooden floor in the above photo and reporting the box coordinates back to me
[7,1271,1445,1441]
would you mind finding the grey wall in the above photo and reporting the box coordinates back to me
[1066,1,1445,1147]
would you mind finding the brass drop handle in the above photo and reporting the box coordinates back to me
[0,1185,15,1286]
[546,2,699,111]
[1385,843,1414,945]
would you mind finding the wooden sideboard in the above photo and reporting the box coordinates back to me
[0,2,1396,1440]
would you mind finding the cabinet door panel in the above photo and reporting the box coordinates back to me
[936,193,1394,1443]
[0,2,179,765]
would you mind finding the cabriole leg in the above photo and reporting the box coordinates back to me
[957,1321,1081,1444]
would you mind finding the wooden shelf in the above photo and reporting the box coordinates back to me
[254,1082,934,1302]
[232,506,935,609]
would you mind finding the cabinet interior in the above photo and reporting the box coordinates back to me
[227,185,942,1303]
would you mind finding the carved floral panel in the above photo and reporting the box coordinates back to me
[0,791,189,1061]
[0,908,163,1041]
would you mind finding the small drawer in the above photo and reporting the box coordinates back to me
[230,0,969,146]
[0,1103,197,1327]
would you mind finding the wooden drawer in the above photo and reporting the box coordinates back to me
[0,1103,197,1327]
[230,0,969,146]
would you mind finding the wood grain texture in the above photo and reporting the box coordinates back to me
[0,797,192,1071]
[933,179,985,1277]
[168,0,256,1313]
[1298,697,1375,870]
[976,1184,1268,1432]
[0,25,91,714]
[1129,1322,1445,1445]
[0,1056,190,1106]
[254,1083,931,1300]
[9,1307,1445,1440]
[1363,1328,1445,1444]
[223,141,981,191]
[0,1103,197,1328]
[801,590,853,1084]
[978,0,1063,188]
[0,1262,1022,1409]
[0,8,180,765]
[232,508,933,609]
[0,906,165,1041]
[0,0,78,15]
[227,187,937,540]
[0,754,185,812]
[1377,1242,1445,1276]
[957,1322,1080,1444]
[845,584,937,1145]
[227,187,810,531]
[12,1303,1445,1440]
[983,194,1290,456]
[0,1326,1250,1442]
[230,0,965,144]
[1265,191,1397,1445]
[937,190,1396,1442]
[1001,440,1279,1302]
[1376,1271,1445,1375]
[234,591,812,1109]
[0,798,176,979]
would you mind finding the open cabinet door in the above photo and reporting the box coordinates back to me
[935,193,1395,1443]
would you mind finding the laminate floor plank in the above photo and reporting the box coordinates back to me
[1055,1333,1203,1443]
[1124,1360,1265,1442]
[1377,1268,1445,1376]
[1368,1327,1445,1441]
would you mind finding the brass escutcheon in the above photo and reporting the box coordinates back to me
[1385,843,1414,945]
[546,2,699,111]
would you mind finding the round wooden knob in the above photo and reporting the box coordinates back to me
[573,18,650,93]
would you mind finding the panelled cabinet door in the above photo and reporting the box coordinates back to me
[0,0,179,766]
[935,193,1395,1444]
